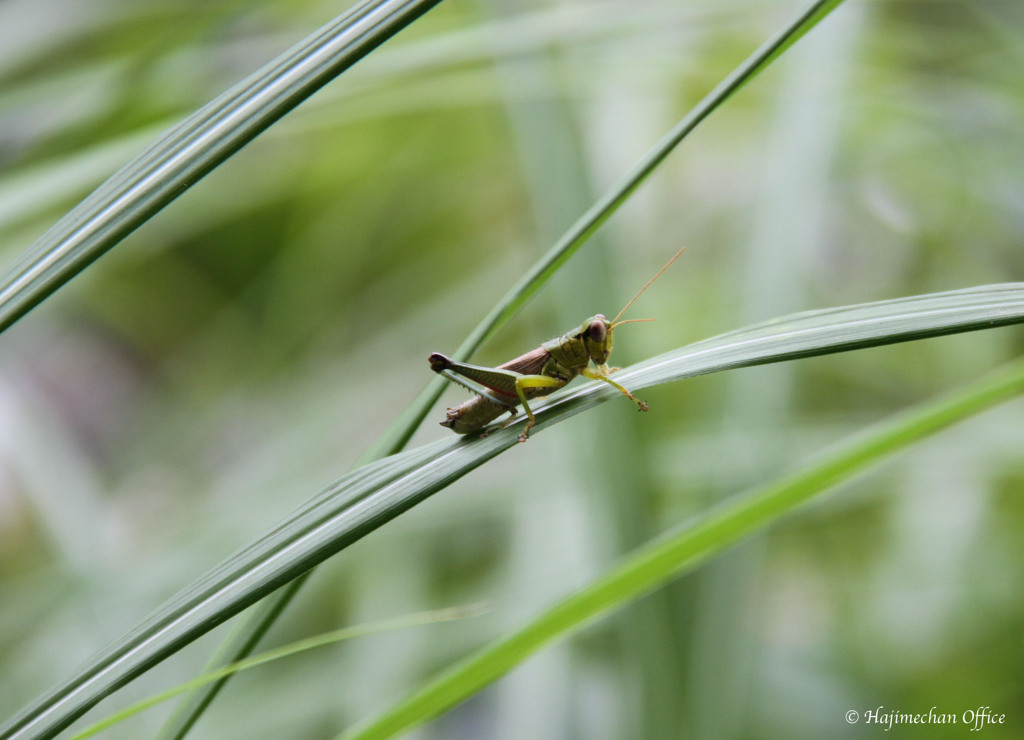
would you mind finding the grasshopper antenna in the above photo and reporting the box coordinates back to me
[610,246,686,327]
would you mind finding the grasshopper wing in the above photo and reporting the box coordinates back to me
[498,347,551,376]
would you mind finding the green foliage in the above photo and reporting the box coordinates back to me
[0,0,1022,739]
[341,355,1024,739]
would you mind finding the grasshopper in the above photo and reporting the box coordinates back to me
[429,246,685,443]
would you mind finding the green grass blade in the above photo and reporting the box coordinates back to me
[155,573,310,740]
[364,0,849,459]
[0,0,443,334]
[157,1,853,727]
[338,353,1024,740]
[0,442,452,740]
[71,605,484,740]
[3,284,1021,740]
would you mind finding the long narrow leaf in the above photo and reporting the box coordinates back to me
[181,0,852,726]
[0,0,444,333]
[156,572,310,740]
[3,283,1021,740]
[340,341,1024,740]
[365,0,849,458]
[73,605,485,740]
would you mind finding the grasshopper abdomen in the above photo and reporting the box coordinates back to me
[440,394,512,435]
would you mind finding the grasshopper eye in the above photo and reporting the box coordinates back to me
[588,319,607,343]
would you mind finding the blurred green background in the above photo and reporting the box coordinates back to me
[1,0,1022,737]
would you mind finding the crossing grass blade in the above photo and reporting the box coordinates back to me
[173,1,852,730]
[365,0,850,459]
[70,605,486,740]
[339,350,1024,740]
[2,283,1021,740]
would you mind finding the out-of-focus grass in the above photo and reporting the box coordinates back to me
[1,1,1022,738]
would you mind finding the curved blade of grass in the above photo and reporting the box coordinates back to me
[4,283,1021,740]
[155,571,311,740]
[0,0,444,334]
[173,0,852,730]
[71,604,486,740]
[338,345,1024,740]
[364,0,849,459]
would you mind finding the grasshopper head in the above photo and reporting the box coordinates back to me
[582,314,614,365]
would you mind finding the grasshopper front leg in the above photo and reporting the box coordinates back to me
[580,365,649,412]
